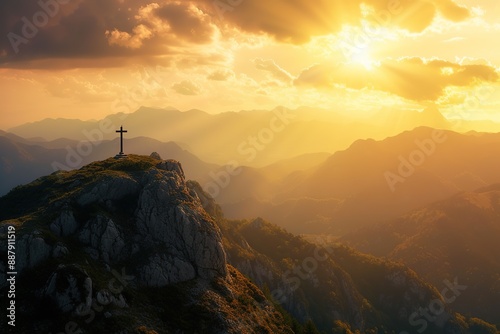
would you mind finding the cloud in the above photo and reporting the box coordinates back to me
[104,1,216,49]
[0,0,218,68]
[457,57,492,66]
[105,3,160,49]
[295,57,499,101]
[253,58,293,82]
[44,75,119,102]
[106,24,154,49]
[0,0,473,68]
[155,1,215,43]
[443,37,465,43]
[0,0,137,63]
[207,69,234,81]
[199,0,471,43]
[435,0,469,21]
[172,80,201,95]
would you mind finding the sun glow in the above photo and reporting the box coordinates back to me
[351,48,376,70]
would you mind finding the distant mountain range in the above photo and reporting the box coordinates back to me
[3,124,500,237]
[2,107,500,332]
[8,105,498,166]
[0,155,496,333]
[4,124,500,235]
[342,184,500,326]
[221,127,500,234]
[0,133,215,196]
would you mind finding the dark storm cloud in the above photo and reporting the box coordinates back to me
[1,1,137,62]
[0,0,215,68]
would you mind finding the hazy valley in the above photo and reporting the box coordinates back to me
[1,106,500,333]
[0,154,498,333]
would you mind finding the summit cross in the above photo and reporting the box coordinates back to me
[115,126,128,158]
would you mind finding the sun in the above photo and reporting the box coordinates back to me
[351,48,376,70]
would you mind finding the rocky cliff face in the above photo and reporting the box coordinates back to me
[0,155,292,333]
[1,155,226,287]
[0,155,497,334]
[190,185,499,334]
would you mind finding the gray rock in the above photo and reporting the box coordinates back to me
[50,210,79,237]
[52,243,69,258]
[78,216,125,264]
[141,254,196,287]
[3,158,228,290]
[44,265,92,315]
[96,289,128,308]
[77,175,140,207]
[16,232,52,272]
[150,152,162,160]
[135,174,227,285]
[156,159,185,181]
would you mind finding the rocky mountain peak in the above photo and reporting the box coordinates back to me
[1,154,497,334]
[0,155,229,318]
[4,155,227,287]
[0,155,298,333]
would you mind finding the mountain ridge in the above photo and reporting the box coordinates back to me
[341,185,500,325]
[1,154,497,333]
[10,105,496,166]
[0,154,294,333]
[222,126,500,234]
[0,134,217,196]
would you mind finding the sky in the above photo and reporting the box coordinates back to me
[1,0,500,129]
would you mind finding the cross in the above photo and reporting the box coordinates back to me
[116,126,128,155]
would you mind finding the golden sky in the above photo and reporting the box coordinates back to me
[1,0,499,129]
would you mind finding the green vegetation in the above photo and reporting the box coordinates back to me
[2,158,498,334]
[260,284,323,334]
[0,155,160,222]
[214,215,499,334]
[0,156,297,333]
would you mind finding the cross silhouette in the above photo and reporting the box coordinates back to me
[116,126,128,156]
